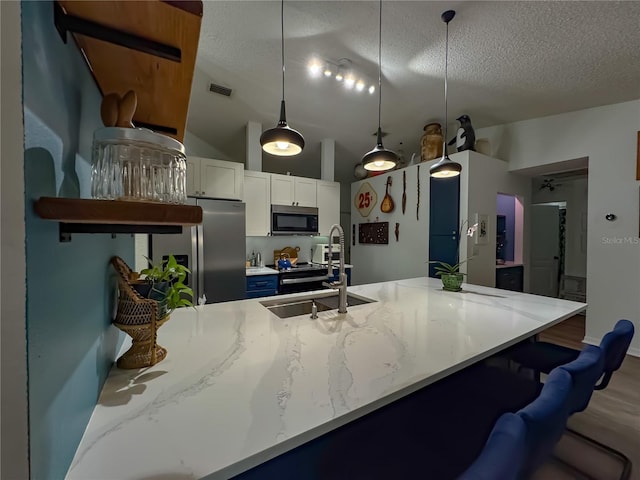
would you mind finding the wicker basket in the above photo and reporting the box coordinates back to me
[111,256,170,369]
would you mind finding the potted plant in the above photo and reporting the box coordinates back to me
[429,221,477,292]
[131,255,194,318]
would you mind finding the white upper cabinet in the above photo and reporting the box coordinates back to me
[187,157,244,200]
[185,157,199,197]
[294,177,317,207]
[270,174,318,207]
[316,180,340,235]
[244,171,271,236]
[270,174,295,205]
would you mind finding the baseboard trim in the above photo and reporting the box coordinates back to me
[583,335,640,357]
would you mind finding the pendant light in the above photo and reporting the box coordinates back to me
[430,10,462,178]
[260,0,305,156]
[362,0,398,172]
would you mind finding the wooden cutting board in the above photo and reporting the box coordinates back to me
[273,246,300,265]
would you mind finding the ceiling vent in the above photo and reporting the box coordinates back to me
[209,82,232,97]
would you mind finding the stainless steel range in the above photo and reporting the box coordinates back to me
[269,262,329,295]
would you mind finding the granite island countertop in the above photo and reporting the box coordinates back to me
[66,277,585,480]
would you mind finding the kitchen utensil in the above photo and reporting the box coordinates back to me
[100,93,120,127]
[402,171,406,214]
[277,253,292,270]
[416,165,420,221]
[380,176,394,213]
[116,90,137,128]
[395,222,399,241]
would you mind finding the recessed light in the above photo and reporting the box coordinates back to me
[356,80,365,91]
[335,72,344,82]
[368,85,375,94]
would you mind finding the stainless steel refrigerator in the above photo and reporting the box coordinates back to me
[151,198,246,304]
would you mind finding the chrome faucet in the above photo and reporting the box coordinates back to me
[322,224,348,314]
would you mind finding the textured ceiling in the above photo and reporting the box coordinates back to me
[186,1,640,183]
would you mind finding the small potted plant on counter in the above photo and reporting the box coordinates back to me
[111,255,194,369]
[429,221,477,292]
[131,254,194,317]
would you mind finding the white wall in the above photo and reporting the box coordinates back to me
[0,1,30,477]
[532,177,588,277]
[183,130,233,161]
[458,152,532,289]
[350,161,436,285]
[476,100,640,355]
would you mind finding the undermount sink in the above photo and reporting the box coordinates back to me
[260,292,376,319]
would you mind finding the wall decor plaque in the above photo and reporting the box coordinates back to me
[359,222,389,244]
[354,181,378,217]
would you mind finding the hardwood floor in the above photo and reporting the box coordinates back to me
[533,316,640,480]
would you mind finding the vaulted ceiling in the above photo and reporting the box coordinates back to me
[186,1,640,183]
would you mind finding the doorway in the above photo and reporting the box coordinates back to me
[530,169,588,302]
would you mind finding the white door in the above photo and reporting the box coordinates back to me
[244,171,271,236]
[270,174,295,205]
[530,205,560,297]
[317,180,340,235]
[294,177,317,207]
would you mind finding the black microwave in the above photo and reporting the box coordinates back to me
[271,205,319,236]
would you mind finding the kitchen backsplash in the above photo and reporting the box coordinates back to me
[246,236,331,265]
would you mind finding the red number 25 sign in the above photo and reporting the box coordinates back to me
[354,182,378,217]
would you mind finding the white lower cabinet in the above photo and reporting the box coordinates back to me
[187,157,244,200]
[317,180,340,235]
[244,171,271,236]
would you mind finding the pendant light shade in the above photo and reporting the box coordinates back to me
[260,0,304,156]
[363,128,398,171]
[430,10,462,178]
[260,101,304,156]
[362,0,397,172]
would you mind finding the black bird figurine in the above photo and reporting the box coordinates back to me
[448,114,476,152]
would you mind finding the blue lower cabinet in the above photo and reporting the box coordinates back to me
[328,268,351,285]
[495,266,524,292]
[246,275,278,299]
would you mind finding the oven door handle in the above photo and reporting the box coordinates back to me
[280,275,330,285]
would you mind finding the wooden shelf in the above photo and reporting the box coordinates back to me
[55,0,202,142]
[34,197,202,241]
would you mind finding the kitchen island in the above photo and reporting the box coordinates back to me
[66,277,586,479]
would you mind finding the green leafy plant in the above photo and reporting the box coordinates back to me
[140,255,194,313]
[428,259,470,276]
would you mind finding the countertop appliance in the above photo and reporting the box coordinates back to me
[271,204,319,236]
[268,262,329,295]
[312,243,341,264]
[151,198,246,304]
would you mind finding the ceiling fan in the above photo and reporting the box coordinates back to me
[539,178,563,191]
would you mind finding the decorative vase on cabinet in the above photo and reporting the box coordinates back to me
[421,123,443,161]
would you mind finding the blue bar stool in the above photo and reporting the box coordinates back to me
[457,413,527,480]
[509,319,634,479]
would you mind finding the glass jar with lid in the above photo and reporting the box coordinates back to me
[91,127,187,204]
